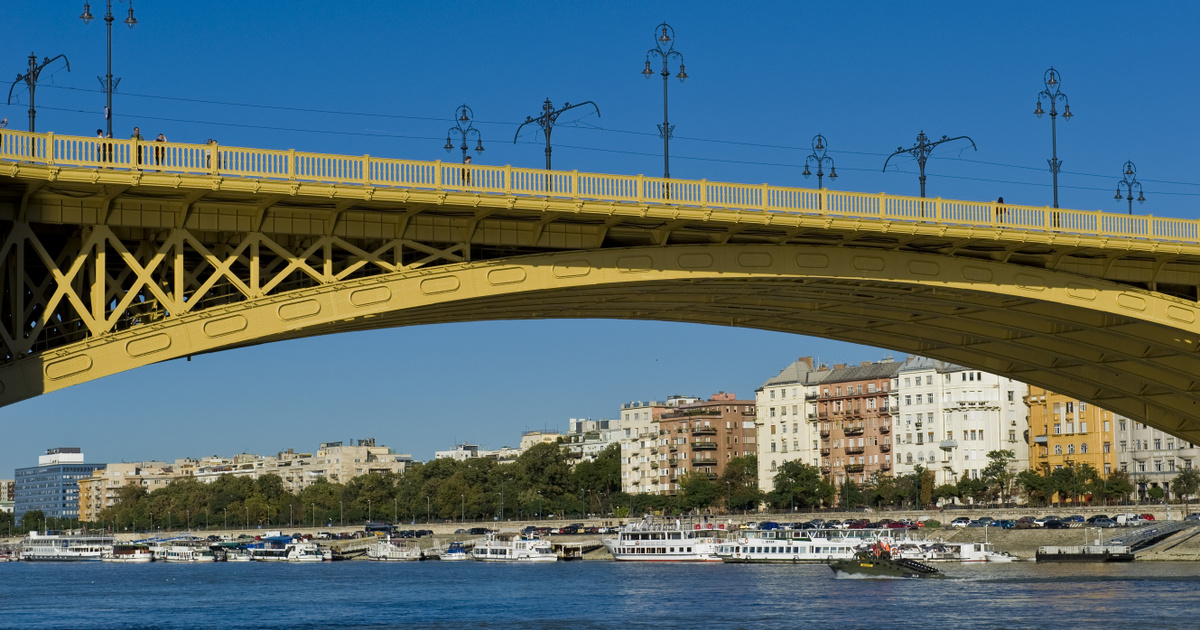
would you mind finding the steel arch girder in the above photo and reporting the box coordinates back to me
[2,243,1200,441]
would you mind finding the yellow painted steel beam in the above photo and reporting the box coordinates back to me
[1,244,1199,443]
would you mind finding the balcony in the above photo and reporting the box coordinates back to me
[820,447,830,456]
[879,425,891,434]
[692,458,718,466]
[651,462,659,469]
[1033,435,1048,445]
[939,440,958,451]
[819,430,831,438]
[844,427,864,437]
[691,426,717,436]
[881,462,892,471]
[692,442,718,451]
[821,466,831,475]
[880,444,892,453]
[669,458,678,466]
[845,446,865,455]
[845,463,865,473]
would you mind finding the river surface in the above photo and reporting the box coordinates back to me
[4,561,1200,629]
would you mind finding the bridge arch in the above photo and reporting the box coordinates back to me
[5,243,1199,443]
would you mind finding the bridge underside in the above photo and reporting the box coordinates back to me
[3,160,1200,445]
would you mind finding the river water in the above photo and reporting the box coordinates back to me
[3,561,1199,629]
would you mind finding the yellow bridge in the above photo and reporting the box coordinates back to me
[2,129,1199,443]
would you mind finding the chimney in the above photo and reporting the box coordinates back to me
[797,356,814,369]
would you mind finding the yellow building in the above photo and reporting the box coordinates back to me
[1026,387,1117,482]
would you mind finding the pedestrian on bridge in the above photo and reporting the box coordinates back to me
[995,197,1007,224]
[462,155,473,185]
[154,133,166,167]
[131,127,144,165]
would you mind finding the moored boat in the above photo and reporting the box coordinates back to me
[164,544,217,563]
[717,526,896,564]
[1035,545,1135,562]
[19,531,115,562]
[368,536,424,561]
[601,518,731,562]
[471,532,557,562]
[102,543,154,563]
[439,541,469,561]
[285,541,325,562]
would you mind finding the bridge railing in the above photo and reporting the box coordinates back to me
[1,128,1196,245]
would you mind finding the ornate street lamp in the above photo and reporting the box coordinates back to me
[444,104,484,164]
[7,53,71,132]
[514,98,600,171]
[1114,160,1145,215]
[80,0,138,138]
[803,134,838,190]
[883,131,977,199]
[642,22,688,179]
[1034,67,1074,209]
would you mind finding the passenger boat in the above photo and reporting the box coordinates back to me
[830,541,943,579]
[892,540,1018,563]
[285,541,325,562]
[439,541,469,561]
[1035,545,1135,562]
[601,518,731,562]
[19,531,115,562]
[368,536,425,561]
[164,544,218,562]
[226,548,252,562]
[716,527,895,564]
[248,546,290,562]
[470,532,557,562]
[0,546,21,561]
[102,543,154,563]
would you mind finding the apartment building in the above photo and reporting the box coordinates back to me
[1027,387,1117,486]
[620,396,697,494]
[77,462,179,523]
[1113,416,1199,501]
[755,357,830,493]
[653,393,757,495]
[813,360,900,486]
[892,357,1030,487]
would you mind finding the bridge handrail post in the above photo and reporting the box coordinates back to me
[434,160,442,189]
[572,170,579,199]
[45,132,54,165]
[637,175,644,203]
[820,188,828,213]
[761,183,770,211]
[288,149,296,180]
[879,192,887,219]
[700,180,707,207]
[936,197,942,222]
[362,154,371,186]
[504,165,512,194]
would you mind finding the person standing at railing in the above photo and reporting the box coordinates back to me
[995,197,1007,224]
[154,133,166,167]
[130,125,144,163]
[462,155,473,185]
[97,129,112,162]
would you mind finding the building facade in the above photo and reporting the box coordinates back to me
[1113,416,1199,501]
[755,357,830,493]
[814,361,901,487]
[620,396,697,494]
[654,393,757,495]
[14,448,104,525]
[1027,387,1118,492]
[892,358,1030,488]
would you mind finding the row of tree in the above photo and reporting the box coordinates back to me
[7,446,1197,536]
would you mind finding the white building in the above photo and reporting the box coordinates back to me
[754,357,829,493]
[563,419,622,461]
[1115,416,1200,501]
[892,357,1029,488]
[434,443,521,463]
[619,396,697,494]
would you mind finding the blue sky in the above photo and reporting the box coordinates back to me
[3,1,1198,469]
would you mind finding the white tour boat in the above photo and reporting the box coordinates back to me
[20,531,115,562]
[601,518,731,562]
[164,544,218,563]
[102,543,154,563]
[368,536,425,561]
[715,527,895,563]
[439,541,469,561]
[226,548,253,562]
[470,532,557,562]
[892,540,1018,562]
[286,541,326,562]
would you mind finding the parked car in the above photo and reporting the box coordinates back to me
[466,527,490,535]
[1140,513,1156,521]
[950,517,972,528]
[1064,515,1085,523]
[1044,520,1071,529]
[996,519,1017,530]
[1085,514,1110,524]
[1185,513,1200,521]
[1092,517,1118,528]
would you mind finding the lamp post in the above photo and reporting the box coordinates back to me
[311,504,316,529]
[461,494,465,523]
[80,0,137,138]
[514,98,601,171]
[1034,67,1074,209]
[244,506,248,528]
[425,496,431,523]
[7,52,71,132]
[1114,161,1145,215]
[223,508,227,530]
[148,512,152,533]
[803,134,838,191]
[641,22,688,179]
[393,497,398,525]
[366,499,371,525]
[883,131,977,200]
[289,504,293,528]
[444,104,484,164]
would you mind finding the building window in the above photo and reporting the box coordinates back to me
[1007,391,1014,402]
[1054,445,1062,455]
[1080,443,1088,454]
[1067,444,1075,455]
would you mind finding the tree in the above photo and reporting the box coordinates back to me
[865,471,896,508]
[720,455,761,512]
[981,450,1017,504]
[1172,467,1200,512]
[678,472,719,512]
[932,484,960,506]
[839,478,865,510]
[769,461,834,510]
[957,472,988,505]
[20,509,46,532]
[1148,486,1166,502]
[1017,470,1052,506]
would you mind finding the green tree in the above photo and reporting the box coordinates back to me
[932,484,960,505]
[839,478,865,510]
[1171,467,1200,512]
[720,455,761,512]
[1148,486,1166,502]
[678,472,719,512]
[20,509,45,532]
[769,461,835,510]
[981,449,1017,504]
[1017,469,1052,506]
[864,471,896,508]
